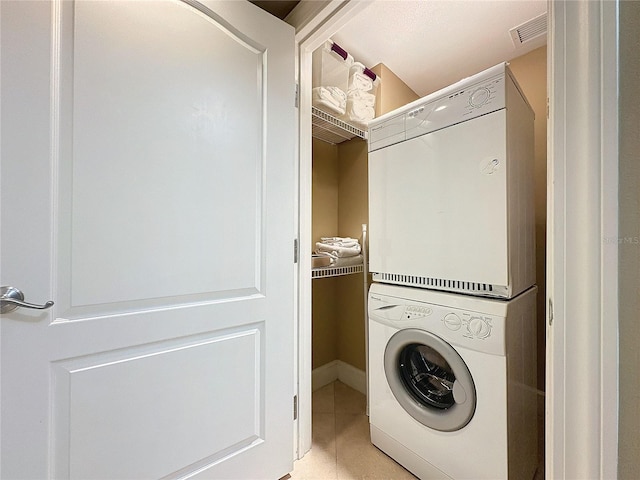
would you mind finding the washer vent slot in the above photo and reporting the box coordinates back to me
[372,272,505,297]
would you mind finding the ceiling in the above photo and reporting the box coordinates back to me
[250,1,300,21]
[331,1,547,97]
[255,1,547,98]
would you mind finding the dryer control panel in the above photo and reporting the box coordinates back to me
[368,63,509,152]
[403,74,505,144]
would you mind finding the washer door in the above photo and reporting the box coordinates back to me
[384,328,476,432]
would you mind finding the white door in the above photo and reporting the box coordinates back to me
[0,1,295,478]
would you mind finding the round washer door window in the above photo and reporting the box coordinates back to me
[384,328,476,432]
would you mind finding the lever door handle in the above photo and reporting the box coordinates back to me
[0,286,54,314]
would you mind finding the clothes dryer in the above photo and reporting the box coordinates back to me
[368,282,538,479]
[367,63,535,299]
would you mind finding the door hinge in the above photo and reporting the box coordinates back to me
[546,97,549,120]
[295,83,299,108]
[548,298,553,326]
[293,395,298,420]
[294,238,299,264]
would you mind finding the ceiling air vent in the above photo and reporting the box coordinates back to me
[509,13,547,47]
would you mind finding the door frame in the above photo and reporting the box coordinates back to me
[288,0,371,456]
[290,0,620,475]
[546,1,619,478]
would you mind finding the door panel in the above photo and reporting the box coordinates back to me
[64,0,264,311]
[0,1,295,478]
[53,327,262,479]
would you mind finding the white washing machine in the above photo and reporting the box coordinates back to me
[368,283,538,479]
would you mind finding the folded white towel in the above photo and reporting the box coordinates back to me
[320,237,359,248]
[332,241,358,248]
[314,251,337,258]
[348,72,374,92]
[321,236,356,242]
[339,90,376,124]
[313,87,340,108]
[343,102,375,124]
[348,90,376,107]
[315,242,361,257]
[332,254,364,267]
[312,86,347,115]
[312,253,364,268]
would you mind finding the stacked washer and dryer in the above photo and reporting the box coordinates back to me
[366,63,538,480]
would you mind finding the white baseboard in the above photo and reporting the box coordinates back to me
[312,360,339,391]
[312,360,366,396]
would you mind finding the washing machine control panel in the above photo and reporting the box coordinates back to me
[403,305,433,320]
[368,286,507,355]
[442,312,493,340]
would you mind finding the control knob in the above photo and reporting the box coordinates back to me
[468,316,491,339]
[443,313,462,331]
[469,87,490,108]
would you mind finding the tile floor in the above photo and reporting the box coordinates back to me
[289,381,417,480]
[289,380,544,480]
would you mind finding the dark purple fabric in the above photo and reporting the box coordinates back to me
[363,67,377,81]
[330,42,348,61]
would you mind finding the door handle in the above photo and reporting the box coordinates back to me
[0,286,54,314]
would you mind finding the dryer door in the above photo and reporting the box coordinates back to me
[384,328,476,432]
[368,110,508,288]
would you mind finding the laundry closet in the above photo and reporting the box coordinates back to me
[306,32,547,459]
[284,1,547,472]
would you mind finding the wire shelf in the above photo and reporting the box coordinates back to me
[311,263,364,279]
[311,106,367,145]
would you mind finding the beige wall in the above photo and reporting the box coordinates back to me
[311,139,339,248]
[336,139,368,370]
[337,139,369,241]
[508,46,547,392]
[370,63,419,117]
[310,137,369,371]
[618,1,640,477]
[312,277,338,369]
[310,136,369,371]
[311,139,339,368]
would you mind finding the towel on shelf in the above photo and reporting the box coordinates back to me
[344,102,375,124]
[348,72,374,92]
[313,251,336,259]
[320,236,359,248]
[320,236,356,242]
[332,254,364,267]
[315,241,361,258]
[313,252,363,267]
[342,90,376,124]
[312,86,347,115]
